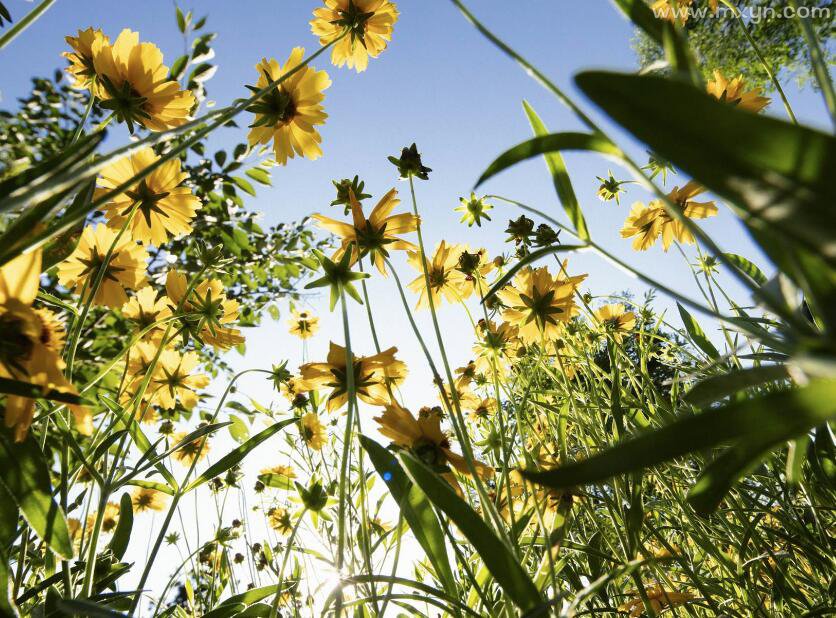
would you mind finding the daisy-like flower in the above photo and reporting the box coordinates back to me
[260,464,297,488]
[300,412,327,451]
[98,501,122,534]
[473,320,520,375]
[92,29,195,132]
[122,286,172,342]
[131,486,168,512]
[467,397,498,423]
[150,350,210,410]
[595,171,632,205]
[407,241,468,310]
[313,187,418,275]
[374,404,493,488]
[621,181,718,251]
[166,271,244,350]
[97,147,201,246]
[246,49,331,166]
[310,0,399,72]
[455,193,493,227]
[497,263,587,344]
[593,303,636,342]
[268,507,294,535]
[1,250,91,441]
[297,341,404,412]
[706,70,770,113]
[63,28,109,90]
[287,309,319,340]
[58,224,148,308]
[618,587,693,617]
[170,430,211,466]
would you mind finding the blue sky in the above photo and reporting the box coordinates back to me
[1,0,832,603]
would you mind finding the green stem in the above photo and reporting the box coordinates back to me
[0,0,56,50]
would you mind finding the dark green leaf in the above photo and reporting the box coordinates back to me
[685,365,789,406]
[722,253,767,286]
[522,380,836,493]
[359,436,456,596]
[108,493,133,560]
[475,132,621,190]
[0,377,83,406]
[0,431,73,559]
[522,101,590,241]
[185,419,295,492]
[575,72,836,267]
[170,55,189,81]
[677,302,720,360]
[57,598,128,617]
[398,452,542,612]
[687,441,771,515]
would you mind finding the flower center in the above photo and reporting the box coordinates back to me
[124,179,171,228]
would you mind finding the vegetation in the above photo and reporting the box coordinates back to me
[0,0,833,616]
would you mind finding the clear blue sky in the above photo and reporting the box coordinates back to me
[1,0,832,604]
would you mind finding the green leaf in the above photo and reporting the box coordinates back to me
[684,365,789,407]
[522,101,590,241]
[359,436,456,596]
[722,253,767,286]
[0,483,18,548]
[245,167,271,186]
[203,584,292,618]
[687,440,771,515]
[124,480,174,496]
[677,302,720,361]
[257,472,294,491]
[228,415,250,444]
[232,176,256,197]
[575,71,836,267]
[107,493,133,560]
[398,452,543,612]
[57,598,128,617]
[522,380,836,495]
[0,545,19,617]
[475,132,621,190]
[0,431,73,559]
[170,55,189,81]
[176,6,187,32]
[185,419,295,492]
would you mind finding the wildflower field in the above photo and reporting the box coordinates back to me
[0,0,834,616]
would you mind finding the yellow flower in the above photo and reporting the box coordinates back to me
[298,342,404,412]
[618,587,693,617]
[407,241,468,310]
[311,0,399,72]
[706,70,770,113]
[131,487,168,512]
[171,430,211,466]
[246,49,331,166]
[313,188,418,274]
[268,507,294,535]
[260,464,297,481]
[593,303,636,342]
[150,350,210,410]
[621,181,717,251]
[97,147,201,246]
[63,27,109,90]
[1,250,91,441]
[374,404,493,485]
[58,224,148,308]
[620,201,664,251]
[497,263,587,344]
[122,286,172,342]
[165,271,244,350]
[287,309,319,340]
[467,398,498,423]
[473,320,520,375]
[300,413,327,451]
[99,501,121,534]
[92,29,195,132]
[455,193,493,227]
